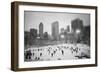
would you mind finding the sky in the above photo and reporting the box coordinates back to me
[24,11,90,35]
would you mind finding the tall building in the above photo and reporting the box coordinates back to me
[66,25,70,32]
[52,21,59,41]
[71,18,84,43]
[24,31,30,46]
[71,18,84,33]
[82,26,90,45]
[29,28,37,45]
[39,22,43,39]
[43,32,48,40]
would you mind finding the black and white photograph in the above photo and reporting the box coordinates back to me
[24,11,91,62]
[11,2,97,71]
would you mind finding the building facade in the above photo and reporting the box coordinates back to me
[71,18,84,43]
[39,22,43,39]
[66,25,70,32]
[29,28,37,45]
[52,21,59,41]
[24,31,30,47]
[71,18,84,32]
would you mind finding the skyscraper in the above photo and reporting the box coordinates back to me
[71,18,84,43]
[71,18,84,33]
[67,25,70,32]
[39,22,43,39]
[24,31,30,46]
[52,21,59,41]
[29,28,37,45]
[43,32,48,40]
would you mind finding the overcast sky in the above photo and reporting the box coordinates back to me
[24,11,90,35]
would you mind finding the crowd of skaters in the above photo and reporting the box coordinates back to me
[24,43,90,61]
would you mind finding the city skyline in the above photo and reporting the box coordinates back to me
[24,11,90,35]
[25,22,71,36]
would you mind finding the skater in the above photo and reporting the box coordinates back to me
[24,51,28,60]
[28,50,32,60]
[40,53,42,56]
[33,52,35,57]
[35,57,37,61]
[61,50,64,55]
[54,50,56,54]
[51,53,54,57]
[37,57,40,60]
[70,47,73,53]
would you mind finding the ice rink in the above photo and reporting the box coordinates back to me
[24,43,90,61]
